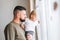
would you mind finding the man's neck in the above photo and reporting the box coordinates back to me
[13,18,20,24]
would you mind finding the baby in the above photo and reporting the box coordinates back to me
[25,10,39,40]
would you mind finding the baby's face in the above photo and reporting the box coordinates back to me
[31,15,36,21]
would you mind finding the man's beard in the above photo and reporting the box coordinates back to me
[20,19,25,22]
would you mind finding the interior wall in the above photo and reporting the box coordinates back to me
[0,0,30,40]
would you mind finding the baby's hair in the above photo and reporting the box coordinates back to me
[29,10,36,19]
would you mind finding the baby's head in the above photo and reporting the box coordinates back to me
[29,10,37,21]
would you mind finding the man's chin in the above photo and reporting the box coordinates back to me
[20,19,25,22]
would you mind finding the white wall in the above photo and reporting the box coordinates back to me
[0,0,30,40]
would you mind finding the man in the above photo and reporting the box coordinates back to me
[4,6,27,40]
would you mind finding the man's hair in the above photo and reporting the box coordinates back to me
[13,6,26,16]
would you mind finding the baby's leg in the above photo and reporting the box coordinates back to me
[25,31,34,40]
[26,33,33,40]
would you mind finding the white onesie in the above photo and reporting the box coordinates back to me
[25,18,38,35]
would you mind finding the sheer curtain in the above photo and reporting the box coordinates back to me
[35,0,47,40]
[29,0,60,40]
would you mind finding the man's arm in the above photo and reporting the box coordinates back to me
[4,24,15,40]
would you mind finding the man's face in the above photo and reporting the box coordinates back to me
[20,10,27,22]
[16,10,27,22]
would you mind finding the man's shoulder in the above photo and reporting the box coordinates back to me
[4,22,13,32]
[6,21,13,26]
[5,21,15,29]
